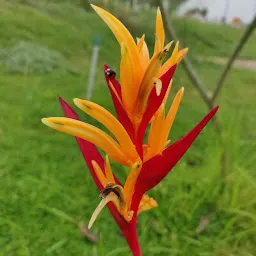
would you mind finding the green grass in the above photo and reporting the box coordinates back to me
[0,1,256,255]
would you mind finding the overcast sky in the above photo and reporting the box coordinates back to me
[177,0,256,23]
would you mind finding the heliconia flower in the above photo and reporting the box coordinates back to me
[42,5,218,256]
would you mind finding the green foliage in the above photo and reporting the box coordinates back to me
[0,1,256,255]
[0,41,71,73]
[185,7,208,17]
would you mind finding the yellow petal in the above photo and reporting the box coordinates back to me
[74,98,138,162]
[92,160,108,187]
[88,193,117,229]
[137,34,145,53]
[140,38,150,68]
[154,7,165,55]
[177,48,188,63]
[91,4,143,90]
[41,117,131,166]
[134,42,172,122]
[146,104,166,160]
[159,41,179,76]
[120,42,136,114]
[138,195,158,214]
[104,155,115,184]
[124,161,142,210]
[161,87,184,145]
[91,5,137,53]
[137,34,150,71]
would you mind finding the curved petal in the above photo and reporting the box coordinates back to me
[137,35,150,68]
[59,97,105,190]
[120,42,136,113]
[92,4,143,91]
[91,4,139,59]
[160,87,184,147]
[159,41,179,76]
[42,117,132,166]
[105,155,115,184]
[146,104,165,160]
[73,98,138,161]
[154,7,165,55]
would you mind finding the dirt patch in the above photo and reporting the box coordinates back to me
[196,56,256,71]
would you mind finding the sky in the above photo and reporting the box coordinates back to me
[177,0,256,24]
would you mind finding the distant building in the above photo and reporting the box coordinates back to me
[177,0,256,24]
[232,17,241,26]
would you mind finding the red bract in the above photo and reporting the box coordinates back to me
[104,65,135,142]
[137,106,219,193]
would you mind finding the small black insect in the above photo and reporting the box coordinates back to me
[105,68,116,79]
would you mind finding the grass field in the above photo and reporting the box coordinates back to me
[0,1,256,255]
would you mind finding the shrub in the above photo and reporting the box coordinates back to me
[0,41,71,74]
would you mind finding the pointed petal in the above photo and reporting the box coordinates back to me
[177,48,188,64]
[58,100,124,188]
[140,38,150,68]
[42,117,131,166]
[74,98,138,162]
[91,4,143,87]
[146,104,165,160]
[88,193,117,229]
[137,34,145,52]
[154,7,165,55]
[161,87,184,144]
[120,42,136,113]
[137,34,150,69]
[105,155,115,183]
[147,87,184,159]
[136,65,176,152]
[91,5,137,50]
[124,162,142,210]
[159,41,179,76]
[137,106,219,192]
[135,42,172,121]
[92,160,108,187]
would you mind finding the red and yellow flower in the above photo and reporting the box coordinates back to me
[42,5,218,256]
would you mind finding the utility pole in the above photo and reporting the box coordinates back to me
[223,0,230,23]
[86,37,101,100]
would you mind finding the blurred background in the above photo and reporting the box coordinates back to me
[0,0,255,255]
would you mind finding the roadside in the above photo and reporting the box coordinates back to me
[196,56,256,70]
